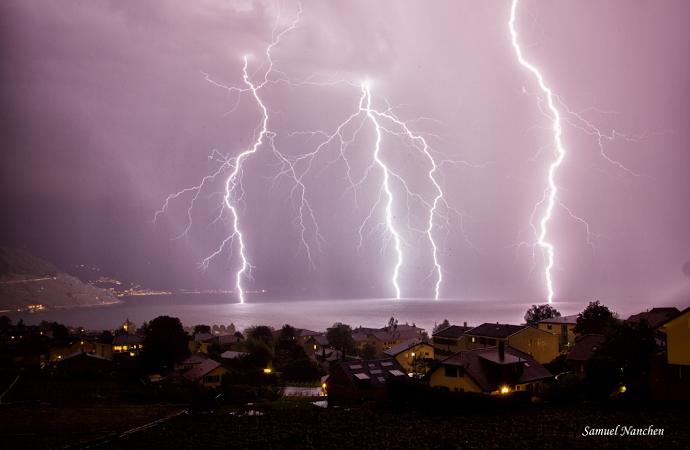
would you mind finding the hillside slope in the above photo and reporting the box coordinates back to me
[0,248,120,311]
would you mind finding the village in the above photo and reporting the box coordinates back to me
[0,301,688,447]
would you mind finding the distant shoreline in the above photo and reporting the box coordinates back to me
[2,299,123,317]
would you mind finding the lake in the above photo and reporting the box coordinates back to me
[17,293,591,333]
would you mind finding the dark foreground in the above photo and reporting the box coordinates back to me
[88,402,690,450]
[1,370,687,450]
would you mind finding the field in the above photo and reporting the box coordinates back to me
[1,371,687,449]
[0,371,186,449]
[96,402,688,450]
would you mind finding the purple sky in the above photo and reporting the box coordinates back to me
[1,0,689,313]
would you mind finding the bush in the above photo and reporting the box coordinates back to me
[386,377,532,415]
[281,358,325,382]
[583,357,621,401]
[542,373,583,405]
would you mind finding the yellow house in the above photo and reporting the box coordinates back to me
[657,308,690,366]
[175,354,208,371]
[462,323,559,365]
[182,359,232,388]
[652,307,690,401]
[368,327,425,358]
[382,339,434,373]
[432,325,471,360]
[426,344,553,394]
[537,315,578,348]
[112,334,143,356]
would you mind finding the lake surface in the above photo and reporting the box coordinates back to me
[20,293,588,333]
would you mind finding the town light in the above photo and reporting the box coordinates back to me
[500,386,510,394]
[263,368,272,374]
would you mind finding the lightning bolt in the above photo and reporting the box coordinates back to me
[510,0,563,303]
[509,0,653,303]
[154,0,473,302]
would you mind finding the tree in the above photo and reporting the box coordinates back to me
[143,316,190,372]
[135,322,148,336]
[235,338,274,372]
[326,322,355,356]
[205,339,225,362]
[282,358,325,382]
[274,324,307,370]
[524,304,561,326]
[432,319,451,334]
[574,301,616,336]
[595,318,657,388]
[52,322,69,342]
[361,343,376,360]
[193,324,211,334]
[246,325,274,346]
[387,316,398,330]
[0,316,12,329]
[583,357,621,401]
[410,351,431,377]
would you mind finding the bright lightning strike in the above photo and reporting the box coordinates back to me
[509,0,649,303]
[510,0,564,303]
[154,1,472,302]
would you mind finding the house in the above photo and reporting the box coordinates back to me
[325,358,407,406]
[311,348,343,369]
[218,334,242,349]
[651,307,690,401]
[426,343,552,395]
[368,328,424,358]
[565,334,606,374]
[220,350,247,361]
[50,338,92,362]
[383,339,434,374]
[627,307,680,329]
[432,325,471,360]
[305,335,330,355]
[182,358,232,388]
[537,315,578,348]
[174,354,208,371]
[462,323,559,365]
[112,334,143,356]
[296,329,322,348]
[50,337,113,361]
[352,333,372,353]
[55,350,114,376]
[188,332,214,354]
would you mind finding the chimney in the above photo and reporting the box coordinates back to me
[499,340,505,360]
[463,322,467,328]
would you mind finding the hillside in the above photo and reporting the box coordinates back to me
[0,248,60,277]
[0,248,120,311]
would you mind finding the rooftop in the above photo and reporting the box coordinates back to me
[538,314,578,325]
[382,339,424,357]
[465,323,528,339]
[433,346,552,392]
[433,325,471,338]
[566,334,606,362]
[183,359,224,382]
